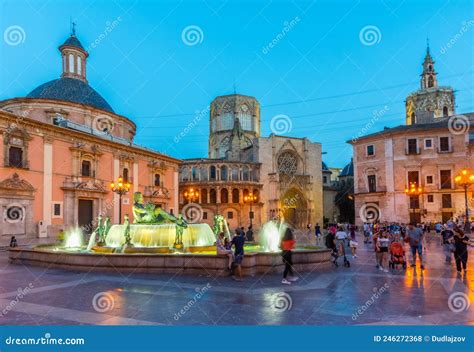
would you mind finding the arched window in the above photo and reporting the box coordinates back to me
[410,112,416,125]
[220,113,233,131]
[154,174,161,186]
[123,168,129,182]
[210,166,217,181]
[221,188,229,203]
[428,65,433,72]
[201,189,208,204]
[242,166,250,181]
[209,189,217,204]
[243,189,249,200]
[428,76,434,88]
[443,106,449,117]
[232,188,239,203]
[81,160,92,177]
[232,167,239,181]
[220,165,228,181]
[181,167,189,182]
[77,56,82,75]
[253,189,259,202]
[68,54,75,73]
[192,167,199,181]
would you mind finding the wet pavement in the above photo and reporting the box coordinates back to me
[0,233,473,325]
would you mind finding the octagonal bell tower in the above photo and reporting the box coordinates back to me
[209,94,260,161]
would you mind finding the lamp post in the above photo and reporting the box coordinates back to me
[244,192,257,227]
[404,182,423,224]
[454,169,474,232]
[110,176,131,224]
[183,188,199,203]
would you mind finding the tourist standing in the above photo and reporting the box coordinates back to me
[407,223,425,269]
[441,226,454,264]
[281,228,298,285]
[376,231,390,272]
[9,236,17,248]
[231,228,245,281]
[349,224,358,258]
[325,227,337,266]
[453,228,472,274]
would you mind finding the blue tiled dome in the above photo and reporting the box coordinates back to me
[61,35,85,50]
[26,78,114,113]
[339,158,353,177]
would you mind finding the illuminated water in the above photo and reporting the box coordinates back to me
[64,227,84,248]
[105,223,216,248]
[258,221,288,252]
[86,231,97,251]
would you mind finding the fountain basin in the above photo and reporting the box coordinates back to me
[105,223,216,249]
[8,247,332,276]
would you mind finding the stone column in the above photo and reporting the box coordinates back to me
[113,157,120,223]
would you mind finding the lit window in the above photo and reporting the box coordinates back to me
[77,56,82,75]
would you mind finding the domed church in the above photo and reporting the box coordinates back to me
[0,29,180,241]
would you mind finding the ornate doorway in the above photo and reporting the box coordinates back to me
[280,188,308,229]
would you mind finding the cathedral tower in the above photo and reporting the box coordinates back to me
[405,42,455,125]
[209,94,260,161]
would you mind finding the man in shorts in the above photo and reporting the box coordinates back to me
[231,228,245,281]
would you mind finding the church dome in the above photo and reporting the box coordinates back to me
[27,78,114,113]
[339,158,353,177]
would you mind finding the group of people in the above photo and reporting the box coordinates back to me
[331,220,473,275]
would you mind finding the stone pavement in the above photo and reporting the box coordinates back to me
[0,233,473,325]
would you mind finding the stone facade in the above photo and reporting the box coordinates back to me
[0,31,180,242]
[350,46,473,226]
[180,94,324,230]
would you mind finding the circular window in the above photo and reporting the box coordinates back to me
[277,152,298,175]
[5,205,24,223]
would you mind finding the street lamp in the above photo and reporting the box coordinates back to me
[455,168,474,232]
[110,176,131,224]
[404,182,423,224]
[244,192,258,227]
[183,188,199,203]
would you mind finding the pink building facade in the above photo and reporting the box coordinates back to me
[0,31,180,242]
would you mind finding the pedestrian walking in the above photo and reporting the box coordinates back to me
[453,228,472,275]
[441,226,454,264]
[281,228,298,285]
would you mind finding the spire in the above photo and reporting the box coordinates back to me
[420,41,437,89]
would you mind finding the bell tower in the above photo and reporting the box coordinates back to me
[420,40,437,89]
[405,41,455,125]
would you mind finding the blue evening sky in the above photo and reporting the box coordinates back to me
[1,0,473,167]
